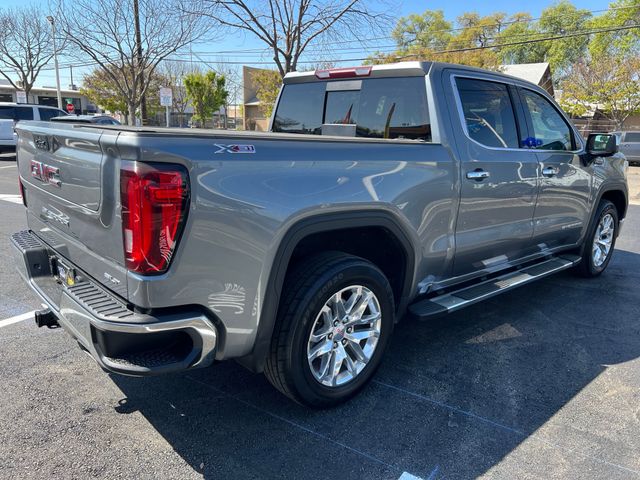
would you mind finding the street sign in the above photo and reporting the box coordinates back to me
[160,87,172,107]
[16,91,27,103]
[66,103,75,114]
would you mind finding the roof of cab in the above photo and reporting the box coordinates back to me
[282,60,545,92]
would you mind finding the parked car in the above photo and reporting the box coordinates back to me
[51,114,121,125]
[12,61,628,407]
[0,103,67,154]
[611,131,640,166]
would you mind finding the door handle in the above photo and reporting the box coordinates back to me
[466,170,490,181]
[542,166,559,177]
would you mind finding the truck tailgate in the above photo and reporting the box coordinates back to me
[15,122,128,297]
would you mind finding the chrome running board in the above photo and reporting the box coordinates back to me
[408,254,581,319]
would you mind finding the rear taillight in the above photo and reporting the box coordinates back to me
[120,161,189,275]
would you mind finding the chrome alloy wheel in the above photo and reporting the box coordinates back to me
[592,213,615,267]
[306,285,382,387]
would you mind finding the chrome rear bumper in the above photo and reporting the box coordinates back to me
[11,230,218,376]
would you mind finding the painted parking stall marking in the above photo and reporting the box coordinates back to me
[0,311,34,329]
[0,194,22,204]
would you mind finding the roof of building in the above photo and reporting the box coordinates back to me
[500,63,551,86]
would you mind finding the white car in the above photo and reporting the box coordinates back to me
[0,103,68,154]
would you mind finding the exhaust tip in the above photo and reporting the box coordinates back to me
[34,308,59,329]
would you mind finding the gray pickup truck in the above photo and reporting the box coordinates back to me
[11,62,628,407]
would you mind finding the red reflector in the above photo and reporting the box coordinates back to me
[120,161,189,275]
[315,66,372,79]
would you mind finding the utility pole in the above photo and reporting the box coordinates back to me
[133,0,146,125]
[46,16,63,109]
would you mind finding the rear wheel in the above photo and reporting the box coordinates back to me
[576,200,618,277]
[264,252,394,407]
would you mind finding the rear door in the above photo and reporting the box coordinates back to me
[448,74,539,277]
[517,87,591,249]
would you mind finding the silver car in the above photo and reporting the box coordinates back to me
[612,131,640,166]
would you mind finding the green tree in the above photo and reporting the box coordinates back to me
[82,66,164,122]
[81,67,128,115]
[391,10,452,51]
[589,0,640,58]
[560,56,640,128]
[536,1,592,76]
[496,13,547,64]
[252,69,281,118]
[184,70,228,128]
[372,9,500,69]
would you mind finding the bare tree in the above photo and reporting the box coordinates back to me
[160,60,197,127]
[57,0,209,125]
[188,0,391,78]
[0,6,58,99]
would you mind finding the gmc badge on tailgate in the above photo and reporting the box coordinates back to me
[31,160,61,187]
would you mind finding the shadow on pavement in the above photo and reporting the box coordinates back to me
[110,242,640,479]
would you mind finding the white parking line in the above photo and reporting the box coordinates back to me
[0,194,22,204]
[0,311,34,329]
[399,472,425,480]
[0,165,16,169]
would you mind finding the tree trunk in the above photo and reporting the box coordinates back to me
[128,103,137,126]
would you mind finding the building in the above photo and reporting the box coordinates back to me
[242,66,272,131]
[501,63,554,96]
[0,79,97,114]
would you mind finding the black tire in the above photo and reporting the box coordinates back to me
[575,199,619,278]
[264,251,395,407]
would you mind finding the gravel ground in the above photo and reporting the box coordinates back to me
[1,153,639,479]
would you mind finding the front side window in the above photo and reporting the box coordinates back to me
[456,77,519,149]
[520,89,573,151]
[273,76,431,141]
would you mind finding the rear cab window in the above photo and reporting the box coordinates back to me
[273,76,431,141]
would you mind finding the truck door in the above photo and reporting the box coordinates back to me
[448,74,539,277]
[517,87,591,250]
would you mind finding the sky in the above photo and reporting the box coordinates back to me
[1,0,613,89]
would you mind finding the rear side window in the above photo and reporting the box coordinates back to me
[273,82,325,134]
[520,89,573,151]
[15,107,34,121]
[39,108,66,121]
[0,107,15,119]
[624,132,640,142]
[456,77,519,149]
[273,76,431,141]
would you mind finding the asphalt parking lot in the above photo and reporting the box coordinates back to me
[1,151,640,480]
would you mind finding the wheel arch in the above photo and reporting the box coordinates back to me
[237,209,417,373]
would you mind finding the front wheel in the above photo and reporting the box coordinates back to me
[264,252,395,407]
[576,200,619,277]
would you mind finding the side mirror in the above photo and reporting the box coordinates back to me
[586,133,617,158]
